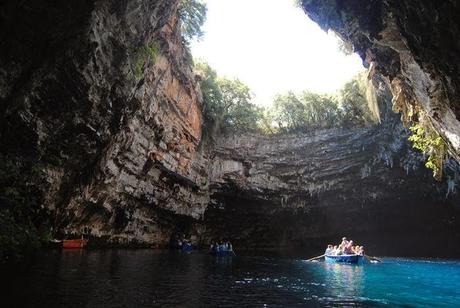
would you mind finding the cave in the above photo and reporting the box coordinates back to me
[1,0,460,259]
[3,0,460,306]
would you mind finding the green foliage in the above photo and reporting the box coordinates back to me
[132,41,158,80]
[408,123,446,181]
[0,212,40,263]
[196,61,375,138]
[0,155,46,263]
[219,78,263,133]
[340,77,375,126]
[195,61,263,140]
[271,76,374,132]
[178,0,207,43]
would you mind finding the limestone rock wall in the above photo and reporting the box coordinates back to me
[205,87,460,257]
[0,0,209,246]
[1,0,460,255]
[300,0,460,160]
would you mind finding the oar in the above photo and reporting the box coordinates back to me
[364,254,382,263]
[306,254,325,262]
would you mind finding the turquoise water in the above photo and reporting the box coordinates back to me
[303,258,460,306]
[3,250,460,307]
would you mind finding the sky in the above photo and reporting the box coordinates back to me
[191,0,364,106]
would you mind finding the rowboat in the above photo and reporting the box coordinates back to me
[181,243,193,253]
[325,254,364,264]
[62,239,88,249]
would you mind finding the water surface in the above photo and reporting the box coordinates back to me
[3,250,460,307]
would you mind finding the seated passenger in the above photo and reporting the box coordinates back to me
[357,246,364,255]
[210,241,217,253]
[332,245,339,255]
[352,245,359,254]
[339,237,348,249]
[344,240,354,254]
[325,244,333,255]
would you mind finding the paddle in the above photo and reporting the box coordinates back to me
[306,254,325,262]
[364,254,382,263]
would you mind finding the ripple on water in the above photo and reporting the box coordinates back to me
[3,251,460,307]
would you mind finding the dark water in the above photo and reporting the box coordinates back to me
[3,250,460,307]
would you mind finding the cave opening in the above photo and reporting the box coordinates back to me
[2,0,460,305]
[181,0,460,258]
[191,0,365,106]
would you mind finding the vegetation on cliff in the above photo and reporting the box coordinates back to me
[195,61,264,141]
[196,61,376,139]
[408,118,447,181]
[0,155,51,263]
[178,0,207,44]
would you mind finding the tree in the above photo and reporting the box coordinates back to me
[272,92,308,131]
[339,76,374,127]
[196,61,375,137]
[194,61,263,140]
[178,0,207,43]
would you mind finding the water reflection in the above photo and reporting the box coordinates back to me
[4,251,460,307]
[322,263,365,303]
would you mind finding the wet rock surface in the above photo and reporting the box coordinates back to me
[0,0,460,257]
[300,0,460,159]
[0,0,208,247]
[205,89,460,256]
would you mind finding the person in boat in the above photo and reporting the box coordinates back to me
[357,246,364,255]
[210,240,217,253]
[332,245,339,255]
[344,240,354,254]
[325,244,333,255]
[222,241,228,252]
[218,240,226,252]
[336,244,344,255]
[226,241,233,252]
[339,237,348,249]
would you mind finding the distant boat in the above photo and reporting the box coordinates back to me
[62,238,88,249]
[181,242,193,253]
[325,254,364,264]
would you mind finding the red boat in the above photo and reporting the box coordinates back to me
[62,238,88,249]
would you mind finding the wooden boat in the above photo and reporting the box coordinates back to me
[62,239,88,249]
[325,254,364,264]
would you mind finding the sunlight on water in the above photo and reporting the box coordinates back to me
[3,250,460,307]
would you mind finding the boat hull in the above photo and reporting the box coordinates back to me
[325,254,364,264]
[62,239,88,249]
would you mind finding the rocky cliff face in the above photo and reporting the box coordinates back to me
[204,86,460,257]
[300,0,460,160]
[1,0,460,258]
[0,0,208,248]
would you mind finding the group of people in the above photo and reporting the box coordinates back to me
[325,237,364,256]
[170,234,192,250]
[210,240,234,254]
